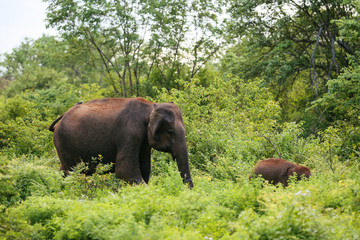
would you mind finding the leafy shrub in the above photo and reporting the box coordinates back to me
[9,157,63,201]
[62,158,124,199]
[0,94,55,156]
[0,204,44,240]
[0,156,62,239]
[0,157,19,206]
[153,77,318,181]
[8,171,360,240]
[0,151,358,240]
[153,78,281,168]
[0,74,359,239]
[0,83,109,156]
[5,65,67,96]
[311,63,360,160]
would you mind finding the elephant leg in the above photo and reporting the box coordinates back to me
[139,144,151,184]
[54,137,80,176]
[57,150,78,176]
[281,178,289,187]
[59,163,70,176]
[115,150,144,185]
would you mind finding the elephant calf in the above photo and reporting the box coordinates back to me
[49,97,193,188]
[250,158,311,187]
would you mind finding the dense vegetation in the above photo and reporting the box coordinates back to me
[0,0,359,239]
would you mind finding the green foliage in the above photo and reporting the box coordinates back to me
[3,156,63,201]
[311,58,360,160]
[0,36,99,96]
[0,95,53,156]
[62,158,123,200]
[44,0,225,96]
[0,83,108,156]
[0,74,359,238]
[1,156,359,239]
[5,65,67,96]
[0,204,43,240]
[0,0,360,238]
[0,157,19,206]
[223,0,359,136]
[153,77,307,180]
[0,66,358,240]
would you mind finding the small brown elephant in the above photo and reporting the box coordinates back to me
[250,158,311,186]
[49,97,193,188]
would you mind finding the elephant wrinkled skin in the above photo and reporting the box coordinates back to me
[49,97,193,188]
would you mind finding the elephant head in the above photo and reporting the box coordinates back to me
[148,103,193,188]
[284,165,311,181]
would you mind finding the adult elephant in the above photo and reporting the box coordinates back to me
[49,97,193,188]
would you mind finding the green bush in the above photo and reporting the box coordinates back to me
[0,77,359,239]
[61,159,124,200]
[153,77,280,166]
[0,157,19,206]
[5,170,359,239]
[9,156,63,201]
[0,83,109,156]
[5,65,67,96]
[0,204,44,240]
[152,78,318,181]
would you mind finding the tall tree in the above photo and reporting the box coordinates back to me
[145,0,225,89]
[44,0,225,96]
[0,35,97,95]
[45,0,150,96]
[223,0,358,130]
[311,0,360,157]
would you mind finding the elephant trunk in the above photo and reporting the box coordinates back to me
[173,145,193,189]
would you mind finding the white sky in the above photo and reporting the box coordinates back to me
[0,0,57,55]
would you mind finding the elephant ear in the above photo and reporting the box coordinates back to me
[283,167,294,177]
[149,104,173,141]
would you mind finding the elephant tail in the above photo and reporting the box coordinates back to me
[48,101,84,132]
[48,114,64,132]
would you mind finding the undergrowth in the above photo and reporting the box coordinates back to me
[0,78,359,239]
[1,154,359,240]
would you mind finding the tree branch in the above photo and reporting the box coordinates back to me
[331,33,339,75]
[311,24,324,98]
[262,135,282,159]
[84,28,119,94]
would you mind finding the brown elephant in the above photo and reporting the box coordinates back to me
[49,97,193,188]
[250,158,311,187]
